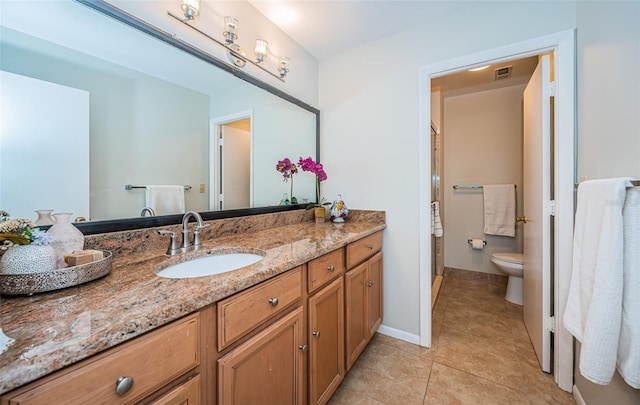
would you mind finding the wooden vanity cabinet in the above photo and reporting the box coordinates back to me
[307,249,345,405]
[345,232,383,371]
[1,313,202,405]
[216,267,305,405]
[217,307,305,405]
[2,230,384,405]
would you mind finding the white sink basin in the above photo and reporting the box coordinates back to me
[156,252,264,279]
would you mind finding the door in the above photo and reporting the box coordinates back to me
[308,277,344,405]
[218,308,305,404]
[220,125,250,210]
[523,54,552,373]
[0,71,90,219]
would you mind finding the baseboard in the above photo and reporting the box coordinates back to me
[377,324,421,345]
[572,384,586,405]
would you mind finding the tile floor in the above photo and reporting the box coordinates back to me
[329,275,576,404]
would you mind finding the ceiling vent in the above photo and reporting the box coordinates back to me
[494,66,512,80]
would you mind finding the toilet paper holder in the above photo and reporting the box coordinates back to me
[467,239,487,246]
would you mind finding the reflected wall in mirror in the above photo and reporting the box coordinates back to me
[0,0,319,234]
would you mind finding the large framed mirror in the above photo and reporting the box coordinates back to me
[0,0,319,235]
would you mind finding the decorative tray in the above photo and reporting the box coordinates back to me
[0,250,112,296]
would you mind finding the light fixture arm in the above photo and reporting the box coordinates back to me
[167,11,286,82]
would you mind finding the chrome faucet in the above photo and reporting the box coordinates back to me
[140,207,156,217]
[181,211,209,251]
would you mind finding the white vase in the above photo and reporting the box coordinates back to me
[47,213,84,268]
[0,244,57,274]
[34,210,56,226]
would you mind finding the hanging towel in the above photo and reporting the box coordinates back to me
[617,185,640,388]
[431,201,443,237]
[483,184,516,237]
[145,185,185,216]
[563,177,633,385]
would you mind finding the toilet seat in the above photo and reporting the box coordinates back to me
[492,252,523,264]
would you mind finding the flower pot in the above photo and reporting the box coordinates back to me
[314,207,326,224]
[0,244,57,274]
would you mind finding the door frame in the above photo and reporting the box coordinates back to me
[418,29,575,391]
[209,110,254,211]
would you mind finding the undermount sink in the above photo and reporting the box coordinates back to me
[156,251,264,279]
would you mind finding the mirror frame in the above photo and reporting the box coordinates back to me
[62,0,320,235]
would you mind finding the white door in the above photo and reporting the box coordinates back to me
[220,125,250,210]
[0,71,90,219]
[523,54,553,373]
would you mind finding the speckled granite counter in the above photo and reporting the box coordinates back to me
[0,210,385,394]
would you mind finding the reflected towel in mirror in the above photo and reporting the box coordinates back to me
[145,185,185,215]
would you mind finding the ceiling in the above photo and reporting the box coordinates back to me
[247,0,474,61]
[247,1,538,90]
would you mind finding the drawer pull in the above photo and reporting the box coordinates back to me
[367,280,375,287]
[312,331,321,339]
[299,344,308,352]
[115,376,134,396]
[327,265,335,272]
[367,244,374,250]
[268,297,279,306]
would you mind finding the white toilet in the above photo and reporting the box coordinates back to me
[490,252,524,305]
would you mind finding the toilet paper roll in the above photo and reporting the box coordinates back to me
[471,239,485,250]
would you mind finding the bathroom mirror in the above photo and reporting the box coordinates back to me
[0,0,319,234]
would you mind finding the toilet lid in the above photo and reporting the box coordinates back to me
[492,252,524,264]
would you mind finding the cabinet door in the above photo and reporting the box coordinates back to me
[218,307,305,405]
[345,262,368,371]
[150,374,201,405]
[367,251,383,337]
[308,277,344,405]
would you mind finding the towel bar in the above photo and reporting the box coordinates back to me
[125,184,192,190]
[453,185,517,190]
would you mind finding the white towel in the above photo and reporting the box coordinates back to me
[431,201,443,237]
[617,185,640,388]
[483,184,516,237]
[563,177,633,385]
[145,185,185,216]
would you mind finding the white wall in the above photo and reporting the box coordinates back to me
[319,1,575,337]
[442,84,525,274]
[574,1,640,402]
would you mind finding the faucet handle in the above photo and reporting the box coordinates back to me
[193,224,209,248]
[158,230,181,256]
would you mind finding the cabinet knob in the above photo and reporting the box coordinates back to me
[268,297,279,306]
[115,376,134,396]
[327,265,335,272]
[312,331,321,339]
[299,344,308,352]
[367,244,374,250]
[367,280,375,287]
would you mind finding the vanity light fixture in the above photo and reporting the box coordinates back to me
[167,4,290,82]
[278,57,290,78]
[180,0,200,21]
[255,39,268,63]
[223,16,239,44]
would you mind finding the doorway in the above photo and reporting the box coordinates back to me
[210,110,254,211]
[418,30,576,392]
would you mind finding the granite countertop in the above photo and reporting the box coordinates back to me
[0,214,385,394]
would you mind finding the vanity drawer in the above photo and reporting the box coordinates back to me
[218,266,303,351]
[346,231,383,268]
[3,313,200,405]
[308,248,345,294]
